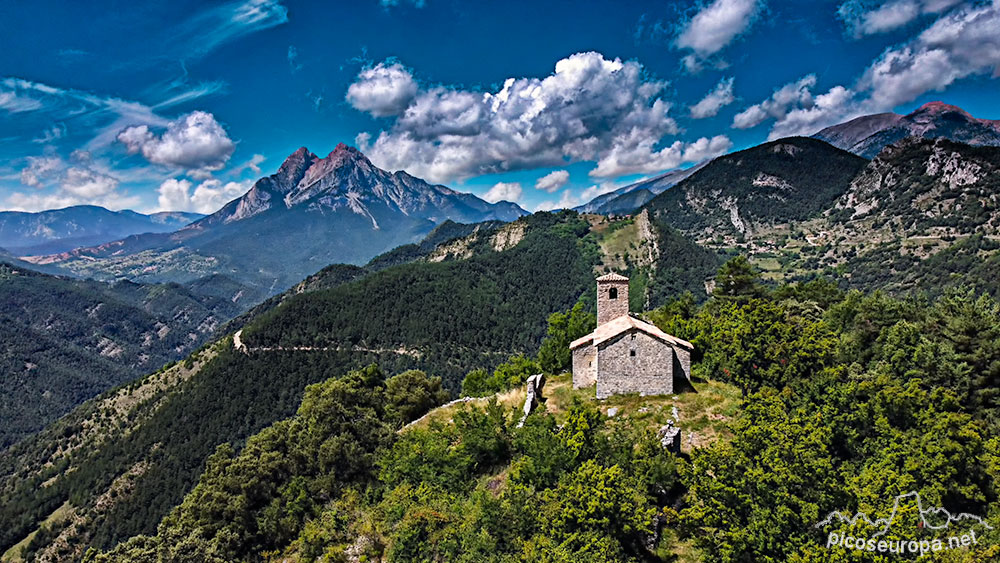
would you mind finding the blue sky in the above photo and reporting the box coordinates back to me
[1,0,998,214]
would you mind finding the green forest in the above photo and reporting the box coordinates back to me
[0,264,241,449]
[67,258,1000,562]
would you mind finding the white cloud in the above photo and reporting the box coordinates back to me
[158,179,194,212]
[861,3,1000,108]
[535,170,570,193]
[118,111,236,176]
[768,86,856,140]
[590,134,732,178]
[179,0,289,60]
[346,62,419,117]
[690,77,736,118]
[32,124,66,144]
[61,167,119,198]
[157,177,251,213]
[732,75,817,129]
[231,153,266,176]
[6,165,140,212]
[580,181,624,202]
[354,52,683,184]
[682,134,737,161]
[20,156,63,187]
[751,1,1000,139]
[676,0,763,71]
[0,90,43,113]
[482,181,523,204]
[839,0,962,37]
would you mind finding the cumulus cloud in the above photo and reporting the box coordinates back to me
[690,77,736,118]
[839,0,962,37]
[590,134,732,177]
[354,52,691,183]
[676,0,763,71]
[768,86,856,139]
[346,62,419,117]
[732,75,817,129]
[482,181,523,204]
[535,170,570,193]
[157,177,251,213]
[20,156,63,187]
[61,167,119,198]
[861,3,1000,107]
[747,1,1000,139]
[117,111,236,177]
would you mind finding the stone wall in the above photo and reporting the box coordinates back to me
[572,345,597,388]
[597,279,629,325]
[595,329,674,399]
[674,347,692,382]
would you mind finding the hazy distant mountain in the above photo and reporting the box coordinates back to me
[575,161,708,215]
[813,101,1000,158]
[34,144,527,299]
[0,206,203,256]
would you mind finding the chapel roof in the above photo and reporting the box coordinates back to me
[596,272,629,282]
[570,314,694,350]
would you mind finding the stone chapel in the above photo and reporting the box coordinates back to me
[570,273,693,399]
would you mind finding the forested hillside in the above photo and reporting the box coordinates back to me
[644,137,868,241]
[0,264,241,449]
[0,210,720,561]
[79,262,1000,562]
[641,136,1000,300]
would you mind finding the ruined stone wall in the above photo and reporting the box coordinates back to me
[595,330,674,399]
[597,279,629,325]
[572,345,597,388]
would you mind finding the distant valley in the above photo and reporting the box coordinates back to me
[0,264,241,449]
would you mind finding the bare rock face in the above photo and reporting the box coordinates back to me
[835,137,998,228]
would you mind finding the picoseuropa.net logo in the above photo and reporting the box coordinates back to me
[815,491,993,556]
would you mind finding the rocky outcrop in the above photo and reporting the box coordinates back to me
[517,374,546,427]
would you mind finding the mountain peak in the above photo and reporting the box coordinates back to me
[325,143,369,164]
[908,101,972,120]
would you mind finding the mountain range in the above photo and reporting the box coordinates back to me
[0,206,202,256]
[573,162,708,215]
[27,144,526,302]
[813,101,1000,158]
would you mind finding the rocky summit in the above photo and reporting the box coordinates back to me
[813,101,1000,159]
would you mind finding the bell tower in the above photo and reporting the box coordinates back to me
[596,273,629,325]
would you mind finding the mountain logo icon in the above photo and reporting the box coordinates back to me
[815,491,993,538]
